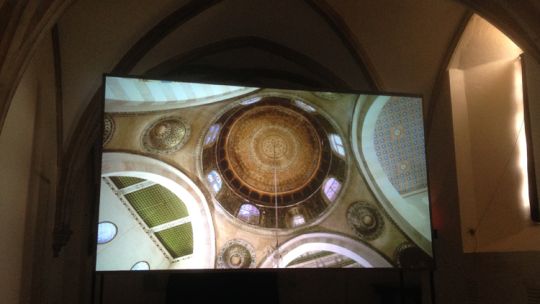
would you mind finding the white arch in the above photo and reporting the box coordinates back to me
[351,95,431,254]
[101,152,215,268]
[259,233,391,268]
[105,76,258,112]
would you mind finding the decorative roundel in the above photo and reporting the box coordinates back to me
[142,116,190,154]
[103,114,115,146]
[217,239,256,269]
[347,202,384,240]
[313,92,343,101]
[393,242,432,268]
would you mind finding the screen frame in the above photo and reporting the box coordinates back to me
[92,72,436,273]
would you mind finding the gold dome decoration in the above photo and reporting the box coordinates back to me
[142,116,190,154]
[213,97,332,207]
[224,105,322,196]
[201,96,348,230]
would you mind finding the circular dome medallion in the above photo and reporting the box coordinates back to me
[217,239,256,269]
[347,202,384,240]
[142,116,190,154]
[216,98,332,207]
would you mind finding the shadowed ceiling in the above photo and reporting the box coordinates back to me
[56,0,470,143]
[3,0,540,140]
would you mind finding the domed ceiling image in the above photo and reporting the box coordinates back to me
[96,76,432,270]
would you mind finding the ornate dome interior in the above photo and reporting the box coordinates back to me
[202,95,347,230]
[95,79,429,271]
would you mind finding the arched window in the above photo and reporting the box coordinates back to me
[241,96,261,105]
[97,222,117,244]
[207,170,222,193]
[323,177,341,202]
[237,203,260,224]
[329,134,345,157]
[130,261,150,271]
[204,124,221,145]
[294,100,316,112]
[291,214,306,227]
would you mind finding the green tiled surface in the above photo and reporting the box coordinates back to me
[110,176,145,189]
[108,176,193,259]
[155,223,194,258]
[124,184,189,228]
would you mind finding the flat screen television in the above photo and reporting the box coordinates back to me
[95,75,433,271]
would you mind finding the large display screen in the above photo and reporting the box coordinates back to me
[96,75,433,271]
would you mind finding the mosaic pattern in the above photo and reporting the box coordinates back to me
[142,116,190,154]
[346,202,384,240]
[103,114,115,146]
[217,239,256,269]
[373,97,427,194]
